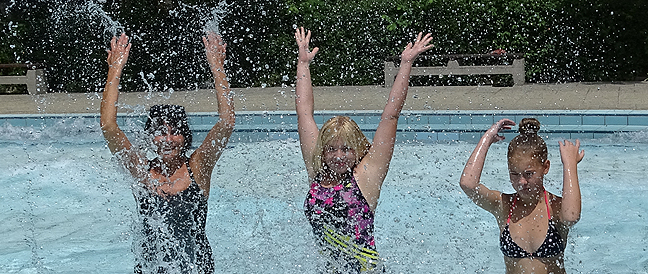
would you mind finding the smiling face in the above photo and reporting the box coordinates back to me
[152,124,186,160]
[323,138,358,175]
[312,116,370,177]
[508,151,550,198]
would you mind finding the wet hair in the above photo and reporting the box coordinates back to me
[507,118,547,163]
[144,104,192,153]
[312,116,371,175]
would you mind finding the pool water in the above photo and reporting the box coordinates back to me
[1,122,647,273]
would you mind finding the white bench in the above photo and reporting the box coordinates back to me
[385,54,525,87]
[0,63,48,94]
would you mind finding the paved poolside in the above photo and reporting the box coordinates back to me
[1,82,647,114]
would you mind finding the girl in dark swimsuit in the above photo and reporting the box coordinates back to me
[100,32,234,273]
[460,118,584,274]
[294,27,433,273]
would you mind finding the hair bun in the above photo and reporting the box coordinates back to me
[518,118,541,136]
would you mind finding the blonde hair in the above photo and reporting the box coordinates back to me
[507,118,548,163]
[312,116,371,175]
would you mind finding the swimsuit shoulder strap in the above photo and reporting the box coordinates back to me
[507,191,552,224]
[185,157,197,184]
[506,194,517,225]
[543,190,551,220]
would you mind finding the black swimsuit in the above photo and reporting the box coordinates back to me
[134,160,214,274]
[499,191,565,258]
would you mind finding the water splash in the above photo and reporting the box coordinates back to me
[203,1,229,35]
[50,0,124,37]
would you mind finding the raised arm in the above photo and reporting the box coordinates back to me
[459,119,515,215]
[100,34,145,176]
[356,32,433,211]
[557,139,584,226]
[294,27,320,180]
[191,32,235,195]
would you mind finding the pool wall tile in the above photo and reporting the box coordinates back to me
[348,115,365,124]
[470,115,494,125]
[605,116,628,125]
[501,132,517,140]
[534,116,560,125]
[438,132,460,141]
[628,116,648,126]
[542,133,571,140]
[397,132,417,142]
[582,115,605,125]
[404,114,426,125]
[3,110,648,143]
[200,115,220,125]
[459,132,481,142]
[415,132,438,142]
[314,115,326,124]
[450,115,472,124]
[428,115,450,125]
[593,133,614,139]
[570,133,594,139]
[559,115,582,125]
[4,118,26,127]
[494,115,514,122]
[25,118,45,127]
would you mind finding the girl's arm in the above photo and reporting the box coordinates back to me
[294,27,320,181]
[558,139,585,226]
[191,32,235,196]
[100,33,145,177]
[459,119,515,215]
[356,33,433,211]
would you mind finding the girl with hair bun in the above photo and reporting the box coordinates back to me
[460,118,584,274]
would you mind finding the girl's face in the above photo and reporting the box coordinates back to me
[508,151,550,197]
[323,138,357,175]
[152,124,185,160]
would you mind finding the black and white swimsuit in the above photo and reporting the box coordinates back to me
[134,160,214,274]
[499,191,565,258]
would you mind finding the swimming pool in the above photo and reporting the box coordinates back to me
[1,112,647,273]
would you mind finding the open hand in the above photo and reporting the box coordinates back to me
[107,33,131,71]
[203,32,226,70]
[485,118,515,144]
[401,32,434,63]
[559,139,585,165]
[295,27,319,64]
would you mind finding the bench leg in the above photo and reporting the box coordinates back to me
[384,61,397,88]
[26,69,47,94]
[512,58,525,86]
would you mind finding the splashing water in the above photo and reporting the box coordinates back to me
[203,1,229,35]
[50,0,124,37]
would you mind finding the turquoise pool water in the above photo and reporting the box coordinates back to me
[1,112,647,273]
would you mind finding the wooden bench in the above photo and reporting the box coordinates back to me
[0,63,48,94]
[384,53,525,87]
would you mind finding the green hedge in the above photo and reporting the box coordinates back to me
[1,0,646,93]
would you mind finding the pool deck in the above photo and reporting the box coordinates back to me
[1,82,647,114]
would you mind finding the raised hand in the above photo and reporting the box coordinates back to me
[401,32,434,63]
[203,32,227,71]
[107,33,131,71]
[295,27,319,64]
[559,139,585,165]
[484,118,516,144]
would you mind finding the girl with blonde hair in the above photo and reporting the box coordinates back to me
[295,27,433,273]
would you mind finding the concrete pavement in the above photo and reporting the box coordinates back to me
[1,82,647,115]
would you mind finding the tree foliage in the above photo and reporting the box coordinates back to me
[1,0,646,93]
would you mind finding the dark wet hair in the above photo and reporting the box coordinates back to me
[144,104,192,152]
[507,118,547,163]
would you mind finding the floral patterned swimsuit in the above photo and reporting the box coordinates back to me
[304,173,380,273]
